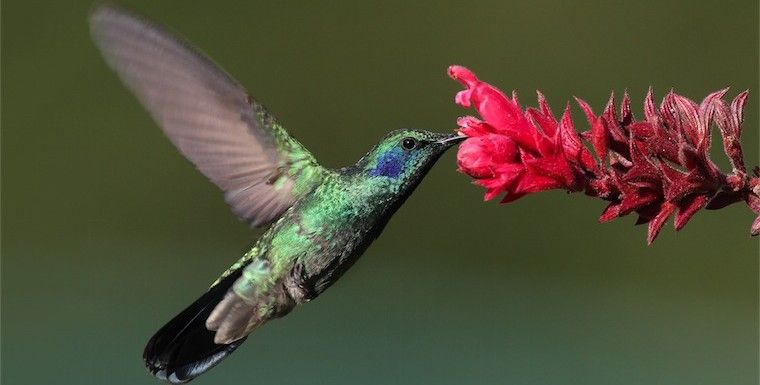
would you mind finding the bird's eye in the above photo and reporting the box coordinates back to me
[401,137,418,150]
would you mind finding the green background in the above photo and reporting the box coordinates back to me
[3,1,758,384]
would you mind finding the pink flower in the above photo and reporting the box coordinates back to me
[450,65,759,244]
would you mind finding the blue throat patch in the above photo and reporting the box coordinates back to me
[369,149,406,178]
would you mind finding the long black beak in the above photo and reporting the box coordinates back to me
[436,134,467,147]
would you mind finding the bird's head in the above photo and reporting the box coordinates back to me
[356,129,465,194]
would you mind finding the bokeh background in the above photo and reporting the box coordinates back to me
[3,1,758,384]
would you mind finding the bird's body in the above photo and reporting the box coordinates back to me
[89,4,462,383]
[205,129,457,344]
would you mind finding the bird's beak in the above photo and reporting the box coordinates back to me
[436,134,467,147]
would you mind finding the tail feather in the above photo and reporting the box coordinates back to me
[143,267,247,383]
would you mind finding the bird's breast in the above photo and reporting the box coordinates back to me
[279,178,398,301]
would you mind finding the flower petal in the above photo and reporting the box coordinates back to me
[674,194,708,230]
[647,202,676,244]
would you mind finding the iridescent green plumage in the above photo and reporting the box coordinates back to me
[89,4,463,384]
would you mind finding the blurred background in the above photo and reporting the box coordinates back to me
[2,1,758,384]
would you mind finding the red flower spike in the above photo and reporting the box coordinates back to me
[449,65,760,243]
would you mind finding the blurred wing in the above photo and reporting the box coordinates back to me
[90,4,323,227]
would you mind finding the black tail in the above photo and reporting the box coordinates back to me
[143,268,247,383]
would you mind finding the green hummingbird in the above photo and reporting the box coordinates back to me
[90,4,464,383]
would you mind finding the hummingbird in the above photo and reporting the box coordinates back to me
[90,4,464,383]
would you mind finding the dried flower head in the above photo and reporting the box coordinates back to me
[450,65,759,244]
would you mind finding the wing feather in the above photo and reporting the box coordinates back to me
[90,4,322,227]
